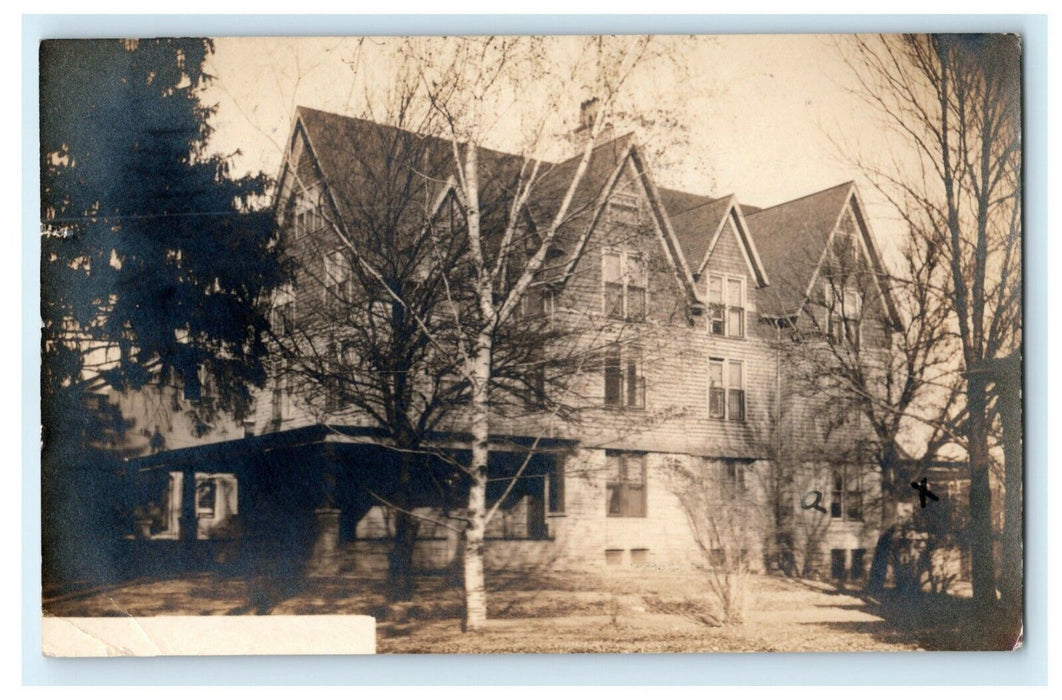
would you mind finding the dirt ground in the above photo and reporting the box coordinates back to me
[43,569,926,653]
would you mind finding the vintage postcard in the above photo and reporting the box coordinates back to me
[39,33,1023,654]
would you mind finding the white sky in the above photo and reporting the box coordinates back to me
[202,34,909,258]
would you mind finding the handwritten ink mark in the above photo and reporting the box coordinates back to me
[910,477,940,508]
[801,490,827,514]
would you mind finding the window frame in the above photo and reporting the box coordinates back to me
[602,248,648,322]
[604,344,646,410]
[829,466,864,522]
[708,357,745,421]
[271,283,296,336]
[824,282,863,347]
[706,273,746,338]
[323,249,352,308]
[292,185,323,240]
[606,451,648,518]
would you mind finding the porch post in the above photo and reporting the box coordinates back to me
[179,466,198,569]
[308,507,343,577]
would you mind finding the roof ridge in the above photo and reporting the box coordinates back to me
[670,193,733,218]
[744,181,854,217]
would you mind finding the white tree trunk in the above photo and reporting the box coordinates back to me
[462,329,492,631]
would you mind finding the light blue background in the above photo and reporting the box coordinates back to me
[23,14,1048,685]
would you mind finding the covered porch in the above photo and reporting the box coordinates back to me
[122,425,573,579]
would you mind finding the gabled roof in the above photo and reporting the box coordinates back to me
[280,107,702,304]
[745,181,901,328]
[744,181,855,318]
[664,192,732,273]
[661,191,770,289]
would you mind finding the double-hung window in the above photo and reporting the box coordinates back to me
[293,186,323,240]
[830,467,863,521]
[708,358,745,421]
[606,451,647,517]
[323,249,352,308]
[706,274,745,338]
[604,345,645,409]
[272,283,296,336]
[825,284,862,347]
[521,285,555,320]
[603,250,648,321]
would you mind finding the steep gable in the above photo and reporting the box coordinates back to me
[551,141,702,308]
[745,182,854,320]
[746,182,900,328]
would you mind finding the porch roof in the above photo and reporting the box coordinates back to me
[125,424,579,472]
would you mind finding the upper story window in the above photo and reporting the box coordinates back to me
[606,451,647,518]
[708,357,745,421]
[271,283,296,336]
[603,250,647,322]
[520,285,555,321]
[608,191,642,227]
[292,186,324,240]
[323,249,352,308]
[706,274,745,338]
[825,283,862,347]
[604,345,645,410]
[830,467,863,522]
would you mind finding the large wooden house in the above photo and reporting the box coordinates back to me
[120,104,902,582]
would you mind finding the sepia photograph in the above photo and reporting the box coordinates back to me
[39,32,1024,655]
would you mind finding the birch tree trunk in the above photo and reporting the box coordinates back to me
[462,329,493,631]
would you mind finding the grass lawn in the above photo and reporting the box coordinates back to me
[43,568,930,653]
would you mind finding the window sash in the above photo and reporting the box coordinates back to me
[710,359,745,421]
[728,388,745,422]
[626,348,645,408]
[604,282,624,319]
[830,469,862,521]
[606,453,646,517]
[708,359,725,418]
[604,349,623,405]
[605,346,644,409]
[603,250,648,321]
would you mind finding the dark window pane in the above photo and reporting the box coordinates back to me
[728,389,745,421]
[628,286,646,320]
[605,283,624,319]
[604,349,622,405]
[851,549,866,580]
[709,388,725,419]
[709,304,725,335]
[831,549,846,579]
[626,353,644,408]
[197,479,216,510]
[548,461,565,513]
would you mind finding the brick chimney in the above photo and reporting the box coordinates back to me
[571,97,614,153]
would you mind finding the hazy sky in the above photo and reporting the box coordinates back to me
[202,34,905,254]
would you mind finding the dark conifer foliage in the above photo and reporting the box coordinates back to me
[40,39,283,587]
[40,39,284,423]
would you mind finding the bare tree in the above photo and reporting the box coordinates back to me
[403,35,678,630]
[772,209,963,589]
[839,35,1022,621]
[663,456,761,624]
[263,36,682,628]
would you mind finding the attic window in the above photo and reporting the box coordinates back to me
[293,186,323,239]
[602,250,647,321]
[608,192,641,226]
[706,275,745,338]
[825,283,862,347]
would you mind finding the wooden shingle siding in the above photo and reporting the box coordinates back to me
[250,114,889,573]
